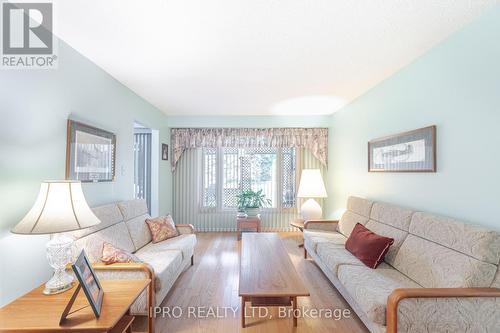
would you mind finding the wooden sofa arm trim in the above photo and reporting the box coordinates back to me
[93,262,156,333]
[176,223,196,233]
[386,287,500,333]
[304,220,339,229]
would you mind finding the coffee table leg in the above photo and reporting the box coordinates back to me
[292,296,297,327]
[241,296,246,328]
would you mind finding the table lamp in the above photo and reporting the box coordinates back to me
[297,169,327,220]
[11,181,101,295]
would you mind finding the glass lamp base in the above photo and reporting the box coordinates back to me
[43,280,75,295]
[44,234,75,295]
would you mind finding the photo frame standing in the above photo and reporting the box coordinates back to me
[60,250,104,323]
[368,126,436,172]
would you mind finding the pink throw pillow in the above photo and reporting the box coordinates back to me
[146,215,179,243]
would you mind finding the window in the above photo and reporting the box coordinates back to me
[202,148,217,208]
[201,147,297,210]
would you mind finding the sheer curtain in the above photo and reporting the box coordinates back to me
[172,148,326,231]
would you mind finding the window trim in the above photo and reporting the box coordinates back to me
[199,147,298,213]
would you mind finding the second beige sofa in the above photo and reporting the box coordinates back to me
[304,196,500,333]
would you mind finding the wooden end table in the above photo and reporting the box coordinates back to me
[290,219,305,248]
[0,279,151,333]
[237,215,261,240]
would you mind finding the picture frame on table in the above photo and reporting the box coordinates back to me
[71,250,104,318]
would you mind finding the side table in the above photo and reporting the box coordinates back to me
[290,219,305,248]
[237,215,261,240]
[0,279,151,333]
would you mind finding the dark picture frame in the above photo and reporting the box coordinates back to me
[162,143,169,161]
[71,250,104,318]
[66,120,116,182]
[368,125,436,172]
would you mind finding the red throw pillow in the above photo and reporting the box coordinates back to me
[345,223,394,269]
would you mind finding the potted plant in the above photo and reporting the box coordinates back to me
[235,189,271,216]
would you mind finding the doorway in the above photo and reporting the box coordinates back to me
[133,122,159,215]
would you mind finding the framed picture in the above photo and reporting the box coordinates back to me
[162,143,168,161]
[71,250,104,318]
[368,125,436,172]
[66,120,116,182]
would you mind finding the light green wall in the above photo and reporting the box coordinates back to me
[0,40,170,306]
[325,6,500,230]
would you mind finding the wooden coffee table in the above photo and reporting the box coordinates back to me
[239,233,310,328]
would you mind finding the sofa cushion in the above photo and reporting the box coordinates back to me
[338,210,370,237]
[338,264,421,326]
[70,203,123,239]
[397,296,500,333]
[125,214,152,251]
[73,223,136,263]
[365,219,408,265]
[316,243,365,275]
[135,247,182,292]
[393,235,497,288]
[345,223,394,269]
[117,199,149,220]
[139,234,196,261]
[410,212,500,265]
[347,196,374,217]
[101,242,138,264]
[370,202,413,231]
[492,268,500,288]
[304,230,347,253]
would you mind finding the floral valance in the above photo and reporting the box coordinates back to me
[170,128,328,171]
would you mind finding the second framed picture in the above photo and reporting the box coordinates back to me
[162,144,169,161]
[368,125,436,172]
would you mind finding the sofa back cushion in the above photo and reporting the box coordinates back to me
[73,222,136,263]
[338,197,373,237]
[492,268,500,288]
[410,212,500,265]
[339,211,370,237]
[392,235,497,288]
[370,202,413,231]
[347,196,374,216]
[118,200,152,251]
[365,220,408,265]
[70,203,124,239]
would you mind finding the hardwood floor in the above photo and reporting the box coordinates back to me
[154,232,369,333]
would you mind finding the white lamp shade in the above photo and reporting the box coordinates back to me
[12,181,101,234]
[297,169,327,198]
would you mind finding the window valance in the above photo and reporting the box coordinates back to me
[170,128,328,171]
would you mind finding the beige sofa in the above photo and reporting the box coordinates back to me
[304,196,500,333]
[68,199,196,330]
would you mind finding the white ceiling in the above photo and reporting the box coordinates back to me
[52,0,495,116]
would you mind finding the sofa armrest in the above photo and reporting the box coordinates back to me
[386,288,500,333]
[93,263,156,332]
[304,219,339,232]
[176,224,195,234]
